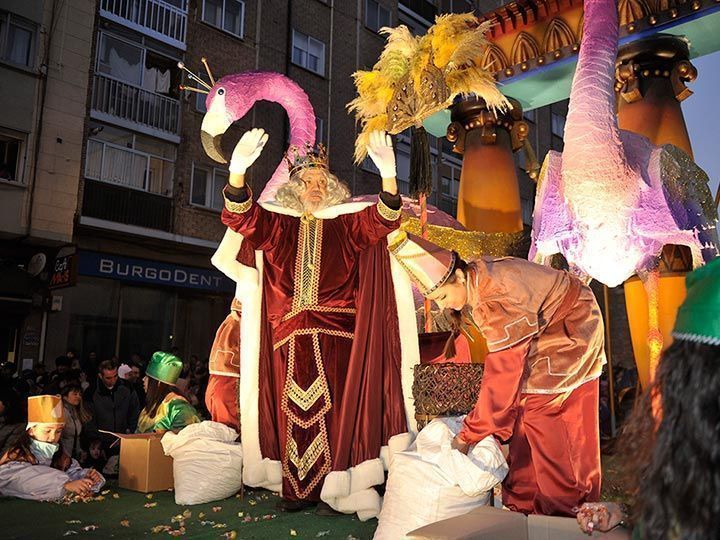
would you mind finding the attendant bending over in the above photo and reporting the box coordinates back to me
[389,233,606,516]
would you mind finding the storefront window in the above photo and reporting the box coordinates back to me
[118,286,175,362]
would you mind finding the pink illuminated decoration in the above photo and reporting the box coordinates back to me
[198,71,317,203]
[529,0,718,289]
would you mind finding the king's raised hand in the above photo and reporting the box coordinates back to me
[230,128,269,176]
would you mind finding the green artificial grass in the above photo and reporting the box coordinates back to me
[0,483,377,540]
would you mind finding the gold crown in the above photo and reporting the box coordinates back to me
[285,143,329,176]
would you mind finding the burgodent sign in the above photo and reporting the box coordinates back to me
[78,251,234,292]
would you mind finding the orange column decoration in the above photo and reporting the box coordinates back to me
[615,35,698,389]
[447,97,528,234]
[446,97,533,362]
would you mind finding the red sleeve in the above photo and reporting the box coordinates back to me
[457,339,531,445]
[341,194,402,251]
[221,187,287,250]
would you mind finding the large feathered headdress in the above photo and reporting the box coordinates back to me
[349,14,508,195]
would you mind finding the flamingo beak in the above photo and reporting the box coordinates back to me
[200,98,232,164]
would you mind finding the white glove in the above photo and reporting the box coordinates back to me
[229,128,269,175]
[366,130,396,179]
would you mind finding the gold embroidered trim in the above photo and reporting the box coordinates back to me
[291,216,323,313]
[280,333,332,427]
[274,327,354,351]
[281,304,356,323]
[283,418,332,497]
[377,197,402,221]
[286,427,327,480]
[281,332,333,498]
[287,377,326,412]
[223,186,253,214]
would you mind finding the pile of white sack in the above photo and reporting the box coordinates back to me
[161,421,243,505]
[374,417,508,539]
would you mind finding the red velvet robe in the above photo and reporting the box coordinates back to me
[222,190,407,501]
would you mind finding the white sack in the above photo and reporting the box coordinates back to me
[162,421,243,505]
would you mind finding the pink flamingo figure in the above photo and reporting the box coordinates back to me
[199,71,317,203]
[530,0,718,377]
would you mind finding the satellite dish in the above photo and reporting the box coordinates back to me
[27,253,47,276]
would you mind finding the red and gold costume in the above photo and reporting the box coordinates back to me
[390,234,606,517]
[222,186,408,502]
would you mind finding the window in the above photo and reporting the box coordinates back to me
[191,164,227,211]
[0,12,36,67]
[196,91,207,113]
[292,30,325,76]
[202,0,245,38]
[438,159,461,216]
[97,33,143,86]
[315,118,324,144]
[0,132,23,183]
[551,112,565,138]
[366,0,391,32]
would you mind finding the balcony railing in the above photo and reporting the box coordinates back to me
[91,73,181,142]
[100,0,188,50]
[82,179,173,232]
[85,139,174,196]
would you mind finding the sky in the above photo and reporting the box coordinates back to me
[682,50,720,198]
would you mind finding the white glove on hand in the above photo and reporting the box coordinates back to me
[366,130,396,179]
[229,128,269,175]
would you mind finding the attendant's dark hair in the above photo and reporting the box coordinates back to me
[619,339,720,540]
[441,253,469,359]
[144,377,174,418]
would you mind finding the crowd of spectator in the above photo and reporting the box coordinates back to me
[0,348,211,474]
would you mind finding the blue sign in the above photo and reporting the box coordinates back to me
[78,251,234,292]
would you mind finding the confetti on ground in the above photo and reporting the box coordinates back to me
[316,532,330,537]
[151,525,172,534]
[168,528,186,537]
[200,521,216,526]
[112,493,120,499]
[101,490,111,495]
[146,494,154,499]
[182,509,192,519]
[223,532,238,540]
[242,517,253,523]
[290,530,297,536]
[248,499,257,506]
[144,502,158,508]
[62,532,77,536]
[212,523,227,529]
[212,506,222,512]
[81,525,98,531]
[65,520,81,524]
[198,512,205,519]
[120,519,130,527]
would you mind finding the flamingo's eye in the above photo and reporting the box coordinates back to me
[217,88,225,96]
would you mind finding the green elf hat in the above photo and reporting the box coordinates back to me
[146,351,183,386]
[672,257,720,346]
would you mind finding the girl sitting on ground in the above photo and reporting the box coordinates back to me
[0,395,105,501]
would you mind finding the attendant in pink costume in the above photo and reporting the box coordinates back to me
[389,233,606,516]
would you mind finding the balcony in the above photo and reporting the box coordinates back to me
[82,179,173,232]
[91,73,181,142]
[100,0,188,50]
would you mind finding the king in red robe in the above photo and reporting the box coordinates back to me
[219,129,416,515]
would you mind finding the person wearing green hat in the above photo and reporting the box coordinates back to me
[137,352,201,434]
[575,258,720,538]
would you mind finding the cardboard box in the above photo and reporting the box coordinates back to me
[407,506,631,540]
[101,431,174,493]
